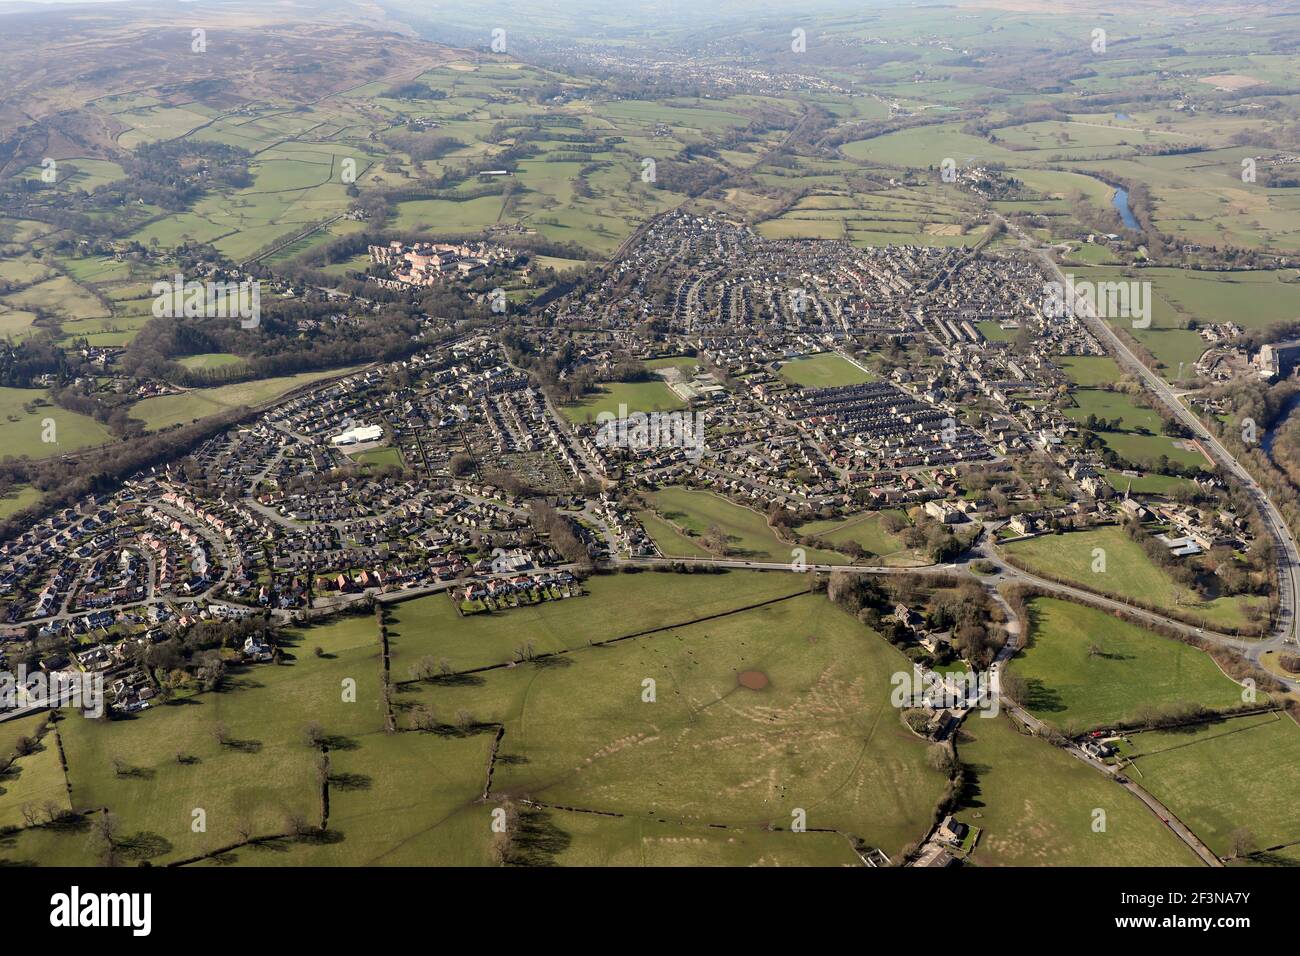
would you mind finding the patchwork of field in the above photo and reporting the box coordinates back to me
[642,486,851,565]
[1008,597,1247,730]
[355,69,792,255]
[0,613,388,866]
[0,572,954,865]
[776,352,874,388]
[754,183,984,248]
[1074,150,1300,252]
[1124,712,1300,859]
[398,590,951,860]
[1001,527,1262,631]
[955,713,1200,867]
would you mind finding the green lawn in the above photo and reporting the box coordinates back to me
[560,380,686,424]
[1100,470,1197,495]
[776,353,874,388]
[351,446,403,469]
[1126,712,1300,857]
[955,713,1201,866]
[1056,355,1124,388]
[1002,526,1261,630]
[1009,598,1247,730]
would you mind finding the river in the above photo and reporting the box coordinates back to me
[1263,392,1300,458]
[1112,187,1139,231]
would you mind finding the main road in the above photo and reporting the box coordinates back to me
[1000,215,1300,665]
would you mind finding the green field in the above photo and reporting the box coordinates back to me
[1009,597,1247,730]
[776,353,875,388]
[636,509,713,559]
[1002,526,1260,630]
[955,713,1201,867]
[177,353,247,371]
[130,368,362,430]
[0,715,68,831]
[1056,355,1124,388]
[643,486,850,565]
[0,387,113,459]
[0,613,391,866]
[560,380,686,424]
[388,569,806,673]
[0,484,41,518]
[400,592,950,860]
[1066,388,1209,471]
[0,572,955,866]
[1126,712,1300,858]
[351,446,403,469]
[797,511,924,566]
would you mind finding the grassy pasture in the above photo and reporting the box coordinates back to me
[404,593,949,860]
[1001,526,1260,631]
[5,614,384,865]
[1008,597,1247,729]
[643,487,849,565]
[1125,712,1300,857]
[797,511,923,566]
[1055,355,1124,387]
[177,353,246,371]
[955,713,1200,867]
[0,484,41,518]
[130,368,362,430]
[560,379,685,423]
[0,387,113,459]
[387,569,806,673]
